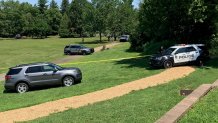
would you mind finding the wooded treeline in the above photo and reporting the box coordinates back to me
[131,0,218,52]
[0,0,137,41]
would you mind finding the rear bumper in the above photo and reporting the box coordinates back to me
[4,82,15,90]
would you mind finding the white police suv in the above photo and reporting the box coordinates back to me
[149,44,209,68]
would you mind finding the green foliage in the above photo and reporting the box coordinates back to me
[60,0,69,14]
[49,0,58,9]
[131,0,218,50]
[59,13,71,38]
[45,8,62,35]
[38,0,48,14]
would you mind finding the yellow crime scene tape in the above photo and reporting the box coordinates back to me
[0,55,151,70]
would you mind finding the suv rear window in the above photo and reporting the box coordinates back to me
[7,68,22,75]
[65,46,69,48]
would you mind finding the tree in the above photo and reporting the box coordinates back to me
[68,0,94,42]
[131,0,218,50]
[61,0,69,14]
[50,0,58,9]
[38,0,48,14]
[59,13,71,38]
[45,8,62,35]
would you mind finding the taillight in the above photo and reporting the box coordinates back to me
[5,75,11,80]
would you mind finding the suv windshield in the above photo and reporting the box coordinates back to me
[51,64,63,70]
[162,48,176,55]
[7,68,22,75]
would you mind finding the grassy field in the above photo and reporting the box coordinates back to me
[179,88,218,123]
[0,43,162,112]
[26,58,218,123]
[0,36,107,73]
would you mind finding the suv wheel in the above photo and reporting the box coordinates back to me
[16,83,29,93]
[63,76,75,87]
[163,60,173,69]
[82,51,87,55]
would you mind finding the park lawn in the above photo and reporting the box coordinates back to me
[26,58,218,123]
[0,36,107,73]
[179,88,218,122]
[0,43,162,112]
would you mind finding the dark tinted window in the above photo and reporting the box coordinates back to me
[65,46,69,48]
[186,47,196,52]
[162,48,176,55]
[26,66,42,73]
[70,46,76,48]
[7,68,22,75]
[175,48,187,54]
[42,65,55,72]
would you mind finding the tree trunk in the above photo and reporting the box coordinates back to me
[100,32,102,42]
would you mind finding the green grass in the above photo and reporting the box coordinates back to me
[26,58,218,123]
[0,36,107,73]
[0,43,162,112]
[179,88,218,123]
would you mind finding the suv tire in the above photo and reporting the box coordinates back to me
[163,60,173,69]
[16,82,29,93]
[63,76,75,87]
[82,51,87,55]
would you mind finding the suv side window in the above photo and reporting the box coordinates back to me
[26,66,42,73]
[175,48,187,54]
[70,46,76,48]
[42,65,56,72]
[186,46,196,52]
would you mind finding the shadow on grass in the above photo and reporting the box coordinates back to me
[79,40,109,45]
[204,57,218,68]
[115,56,157,70]
[3,82,81,94]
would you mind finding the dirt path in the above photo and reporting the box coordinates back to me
[0,66,195,123]
[0,42,121,81]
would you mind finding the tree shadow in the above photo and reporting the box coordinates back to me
[79,40,109,45]
[203,57,218,68]
[114,56,160,70]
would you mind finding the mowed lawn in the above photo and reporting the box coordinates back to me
[0,36,107,73]
[180,87,218,122]
[26,58,218,123]
[0,43,162,112]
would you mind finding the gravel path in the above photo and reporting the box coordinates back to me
[0,42,121,81]
[0,66,195,123]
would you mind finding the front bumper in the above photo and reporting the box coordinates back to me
[149,59,163,67]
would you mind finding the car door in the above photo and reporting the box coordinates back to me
[41,65,61,85]
[25,66,44,86]
[174,47,189,64]
[70,46,77,54]
[186,46,200,61]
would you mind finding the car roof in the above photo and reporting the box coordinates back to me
[170,44,205,49]
[11,62,52,69]
[67,44,84,46]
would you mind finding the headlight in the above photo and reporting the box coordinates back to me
[155,57,162,60]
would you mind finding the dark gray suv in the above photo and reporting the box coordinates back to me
[4,62,82,93]
[64,45,94,55]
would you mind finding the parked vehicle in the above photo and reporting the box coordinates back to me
[64,45,94,55]
[149,44,209,69]
[4,62,82,93]
[119,35,130,42]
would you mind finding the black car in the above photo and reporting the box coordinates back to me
[64,45,94,55]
